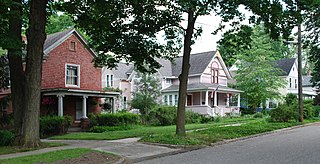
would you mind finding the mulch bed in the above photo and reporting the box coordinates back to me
[38,152,126,164]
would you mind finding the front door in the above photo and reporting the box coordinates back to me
[187,95,192,106]
[76,101,82,120]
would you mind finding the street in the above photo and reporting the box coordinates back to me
[138,124,320,164]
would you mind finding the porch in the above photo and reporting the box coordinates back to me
[162,83,242,116]
[41,88,119,126]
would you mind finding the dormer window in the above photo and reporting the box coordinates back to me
[69,41,76,51]
[165,79,171,84]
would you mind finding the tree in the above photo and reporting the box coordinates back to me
[46,13,74,34]
[131,72,161,115]
[63,0,299,136]
[234,26,286,110]
[218,24,295,67]
[1,0,48,147]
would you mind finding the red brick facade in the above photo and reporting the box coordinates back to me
[42,35,101,91]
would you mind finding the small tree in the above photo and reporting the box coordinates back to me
[131,72,161,115]
[235,26,286,110]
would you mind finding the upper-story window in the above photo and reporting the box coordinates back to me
[295,79,297,88]
[165,79,171,84]
[289,78,292,88]
[69,41,76,51]
[106,74,113,87]
[66,64,80,87]
[212,69,219,84]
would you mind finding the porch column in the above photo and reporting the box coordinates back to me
[82,96,88,118]
[200,91,203,105]
[237,94,240,107]
[226,94,230,107]
[57,94,64,116]
[214,91,217,107]
[205,91,208,106]
[112,97,116,113]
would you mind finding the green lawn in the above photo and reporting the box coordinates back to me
[51,117,257,140]
[0,148,97,164]
[0,142,66,155]
[141,119,302,145]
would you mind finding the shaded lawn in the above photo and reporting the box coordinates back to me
[0,142,66,155]
[0,148,98,164]
[140,119,303,145]
[51,117,259,140]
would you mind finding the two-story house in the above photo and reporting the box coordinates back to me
[105,51,242,116]
[229,58,317,108]
[0,29,119,125]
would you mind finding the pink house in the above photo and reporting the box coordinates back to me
[106,51,242,116]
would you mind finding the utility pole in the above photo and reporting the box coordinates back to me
[297,0,304,122]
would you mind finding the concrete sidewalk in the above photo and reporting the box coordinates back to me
[0,138,181,163]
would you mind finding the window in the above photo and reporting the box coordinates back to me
[169,95,173,105]
[164,95,168,105]
[165,79,171,84]
[212,69,219,84]
[289,78,292,88]
[123,96,127,109]
[66,64,80,86]
[106,74,113,87]
[69,41,76,51]
[174,95,178,105]
[295,79,297,88]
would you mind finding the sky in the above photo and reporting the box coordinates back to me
[183,5,253,54]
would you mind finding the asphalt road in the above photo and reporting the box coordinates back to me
[138,124,320,164]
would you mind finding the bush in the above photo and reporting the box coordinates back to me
[145,106,201,126]
[0,130,15,146]
[253,112,264,118]
[96,112,140,126]
[40,116,72,138]
[314,106,320,117]
[285,93,297,105]
[303,100,315,119]
[89,125,134,133]
[270,104,299,122]
[88,113,98,127]
[0,113,13,129]
[240,107,254,115]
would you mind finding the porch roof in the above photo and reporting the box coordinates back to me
[42,88,119,97]
[162,83,242,93]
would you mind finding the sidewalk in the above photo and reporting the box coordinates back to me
[0,138,181,163]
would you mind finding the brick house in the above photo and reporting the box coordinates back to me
[0,29,119,124]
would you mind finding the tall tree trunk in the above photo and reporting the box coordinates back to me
[7,0,26,145]
[297,1,304,122]
[176,10,196,136]
[22,0,48,147]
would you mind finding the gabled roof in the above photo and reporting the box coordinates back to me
[302,76,313,87]
[275,58,296,76]
[43,29,96,57]
[112,62,134,79]
[172,51,217,76]
[157,58,173,77]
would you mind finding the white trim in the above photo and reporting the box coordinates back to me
[65,63,81,88]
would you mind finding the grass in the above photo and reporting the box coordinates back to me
[0,142,66,155]
[140,119,302,145]
[51,117,256,140]
[0,148,97,164]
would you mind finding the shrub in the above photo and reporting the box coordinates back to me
[270,104,299,122]
[200,116,213,123]
[0,130,15,146]
[40,116,72,138]
[88,113,98,127]
[145,106,201,126]
[240,107,254,115]
[253,112,264,118]
[303,100,315,119]
[314,106,320,117]
[89,125,134,133]
[285,93,297,105]
[96,112,140,126]
[0,113,13,129]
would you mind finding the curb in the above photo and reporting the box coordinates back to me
[133,122,319,163]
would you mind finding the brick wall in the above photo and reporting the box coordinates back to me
[42,34,101,91]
